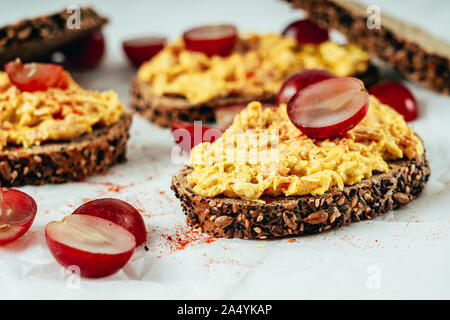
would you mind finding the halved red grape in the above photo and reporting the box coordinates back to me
[4,59,63,92]
[369,81,418,122]
[277,69,336,105]
[183,24,237,57]
[46,214,136,278]
[287,77,369,139]
[171,121,222,151]
[0,188,37,245]
[62,30,105,69]
[282,19,329,44]
[72,198,147,246]
[123,36,166,67]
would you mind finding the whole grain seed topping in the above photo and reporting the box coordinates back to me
[364,193,373,201]
[304,210,328,225]
[214,215,233,229]
[393,192,410,204]
[175,153,429,240]
[283,212,297,230]
[315,198,320,208]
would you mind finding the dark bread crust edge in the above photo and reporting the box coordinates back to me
[171,153,430,239]
[0,113,131,187]
[130,65,378,127]
[286,0,450,95]
[0,7,108,66]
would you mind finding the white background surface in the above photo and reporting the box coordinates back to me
[0,0,449,299]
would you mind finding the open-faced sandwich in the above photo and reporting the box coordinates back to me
[131,21,378,127]
[0,59,131,187]
[171,74,429,239]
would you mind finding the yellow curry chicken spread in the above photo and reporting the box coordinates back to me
[0,72,123,150]
[188,98,424,201]
[137,33,370,104]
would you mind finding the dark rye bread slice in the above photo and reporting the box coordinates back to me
[171,153,430,239]
[131,65,378,128]
[285,0,450,94]
[0,113,131,187]
[0,7,108,66]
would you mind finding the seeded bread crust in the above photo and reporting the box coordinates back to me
[0,7,108,66]
[131,65,378,128]
[285,0,450,94]
[171,153,429,239]
[0,113,131,187]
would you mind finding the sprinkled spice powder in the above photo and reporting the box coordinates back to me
[86,181,135,193]
[103,182,134,193]
[162,227,216,252]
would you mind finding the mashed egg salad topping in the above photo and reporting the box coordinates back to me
[0,72,123,150]
[137,33,370,104]
[188,98,424,201]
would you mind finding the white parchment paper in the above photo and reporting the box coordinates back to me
[0,0,449,299]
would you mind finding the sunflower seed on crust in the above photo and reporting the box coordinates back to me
[304,210,328,225]
[283,212,297,230]
[214,216,234,229]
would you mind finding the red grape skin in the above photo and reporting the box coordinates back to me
[0,189,37,245]
[123,36,166,67]
[46,214,136,278]
[369,81,418,122]
[62,31,105,69]
[171,121,222,151]
[287,77,369,139]
[4,60,63,92]
[73,198,147,246]
[183,25,237,57]
[277,69,336,105]
[282,19,329,45]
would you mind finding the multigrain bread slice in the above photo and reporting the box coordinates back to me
[171,153,430,239]
[0,113,131,187]
[285,0,450,94]
[131,77,277,127]
[130,65,378,128]
[0,7,108,66]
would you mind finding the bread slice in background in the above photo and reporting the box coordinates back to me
[0,113,131,187]
[172,152,429,239]
[131,64,378,127]
[0,7,108,66]
[285,0,450,94]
